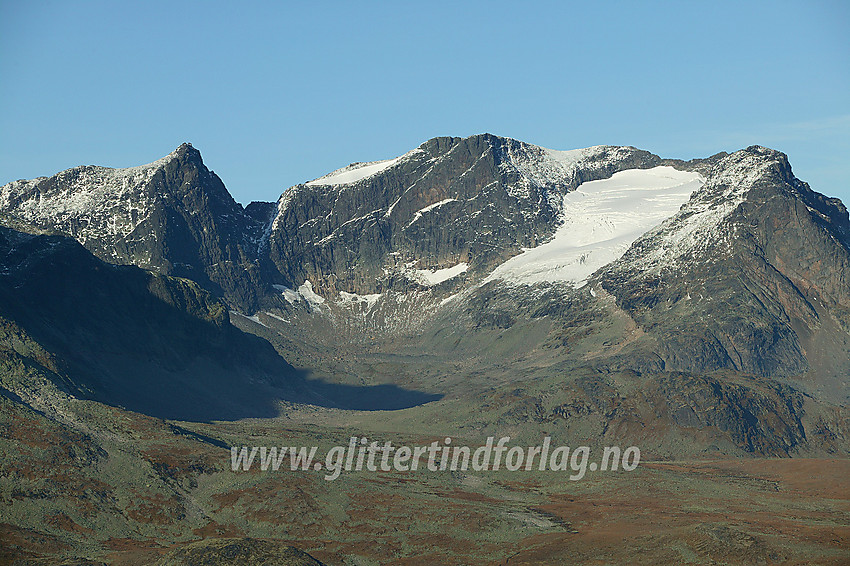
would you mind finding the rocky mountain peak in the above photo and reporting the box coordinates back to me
[0,143,269,312]
[1,136,849,461]
[174,140,197,155]
[266,134,670,297]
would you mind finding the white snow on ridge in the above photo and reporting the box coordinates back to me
[503,145,590,189]
[306,157,401,186]
[486,166,704,287]
[629,150,773,271]
[0,153,177,244]
[499,143,640,202]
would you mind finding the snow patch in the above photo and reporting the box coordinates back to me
[263,311,290,324]
[272,281,326,309]
[306,158,400,186]
[297,280,326,307]
[230,310,269,328]
[245,314,268,328]
[272,284,302,304]
[417,198,457,215]
[338,291,382,311]
[486,166,704,287]
[414,263,469,286]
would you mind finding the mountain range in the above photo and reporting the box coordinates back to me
[2,134,849,458]
[3,133,850,563]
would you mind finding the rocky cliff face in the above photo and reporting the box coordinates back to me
[0,143,268,312]
[2,135,849,456]
[267,134,661,295]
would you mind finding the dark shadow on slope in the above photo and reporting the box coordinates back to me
[0,227,441,422]
[73,355,442,421]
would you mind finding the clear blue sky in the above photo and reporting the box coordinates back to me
[1,1,847,205]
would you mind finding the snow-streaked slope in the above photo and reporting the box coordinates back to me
[623,148,776,274]
[305,157,401,186]
[498,142,649,202]
[0,151,177,244]
[502,145,594,190]
[486,166,704,287]
[338,290,382,311]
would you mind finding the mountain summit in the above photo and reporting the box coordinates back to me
[0,142,268,311]
[1,134,848,457]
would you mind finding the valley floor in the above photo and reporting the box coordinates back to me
[1,395,848,565]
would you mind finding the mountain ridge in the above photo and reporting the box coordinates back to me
[2,134,849,457]
[0,141,271,311]
[0,133,737,306]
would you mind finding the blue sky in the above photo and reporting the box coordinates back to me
[1,1,847,205]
